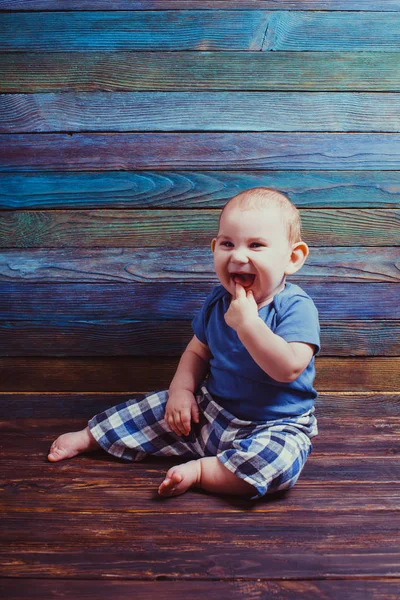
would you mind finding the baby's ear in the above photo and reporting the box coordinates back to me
[285,242,309,275]
[211,238,217,253]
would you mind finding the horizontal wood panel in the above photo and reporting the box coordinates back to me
[6,506,399,542]
[1,1,399,9]
[0,357,399,391]
[3,133,400,171]
[2,171,400,210]
[1,282,400,320]
[1,209,399,248]
[2,247,400,283]
[2,52,400,93]
[1,549,399,580]
[0,11,268,52]
[1,511,400,579]
[262,11,400,51]
[2,450,400,510]
[1,581,400,600]
[4,92,400,133]
[1,12,400,52]
[1,320,399,357]
[2,454,400,510]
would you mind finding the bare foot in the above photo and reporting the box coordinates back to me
[48,427,99,462]
[158,459,202,497]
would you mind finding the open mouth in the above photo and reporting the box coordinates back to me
[230,273,256,289]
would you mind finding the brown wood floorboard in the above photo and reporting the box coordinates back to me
[1,580,400,600]
[1,392,399,592]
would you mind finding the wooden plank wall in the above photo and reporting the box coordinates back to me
[0,1,399,393]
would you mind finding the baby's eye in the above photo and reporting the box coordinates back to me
[250,242,264,248]
[220,241,233,247]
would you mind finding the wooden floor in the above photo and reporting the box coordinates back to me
[1,391,400,599]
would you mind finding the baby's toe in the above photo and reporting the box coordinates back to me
[47,437,72,462]
[47,445,64,462]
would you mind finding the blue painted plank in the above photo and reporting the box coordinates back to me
[0,282,399,320]
[262,11,400,51]
[1,1,399,9]
[1,171,400,210]
[1,1,400,9]
[1,209,398,247]
[3,133,400,171]
[0,11,268,52]
[2,52,400,93]
[3,92,400,133]
[1,320,398,356]
[1,247,399,283]
[1,11,400,52]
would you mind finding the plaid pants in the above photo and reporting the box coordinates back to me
[88,382,318,500]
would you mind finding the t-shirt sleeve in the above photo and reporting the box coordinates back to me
[191,287,220,345]
[274,295,321,356]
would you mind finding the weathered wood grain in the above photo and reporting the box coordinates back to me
[2,171,400,210]
[3,133,400,171]
[1,319,399,357]
[4,92,400,133]
[2,52,400,93]
[1,247,400,283]
[1,209,399,247]
[0,11,269,52]
[262,11,400,51]
[1,580,400,600]
[2,451,400,512]
[2,463,400,513]
[1,510,400,579]
[1,1,399,9]
[0,357,398,391]
[1,282,400,320]
[1,11,400,52]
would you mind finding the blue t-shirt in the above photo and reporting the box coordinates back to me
[192,282,320,421]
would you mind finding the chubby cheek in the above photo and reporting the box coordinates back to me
[214,262,233,292]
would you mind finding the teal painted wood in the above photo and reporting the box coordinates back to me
[1,1,400,9]
[1,11,400,52]
[2,171,400,210]
[0,11,268,52]
[1,320,398,356]
[262,11,400,51]
[1,1,399,10]
[1,248,399,283]
[1,282,399,320]
[4,133,400,171]
[1,209,398,247]
[3,52,400,93]
[4,92,400,133]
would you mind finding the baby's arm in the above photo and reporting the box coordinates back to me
[165,335,211,436]
[225,283,315,383]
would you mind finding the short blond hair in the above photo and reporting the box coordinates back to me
[220,187,302,245]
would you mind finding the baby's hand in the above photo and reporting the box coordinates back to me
[224,283,259,332]
[165,389,200,437]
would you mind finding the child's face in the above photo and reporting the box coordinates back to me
[212,205,295,307]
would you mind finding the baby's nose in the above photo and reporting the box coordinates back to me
[230,249,249,263]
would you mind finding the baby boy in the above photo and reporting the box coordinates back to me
[48,187,320,501]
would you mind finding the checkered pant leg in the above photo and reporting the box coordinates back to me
[88,389,204,462]
[217,425,312,498]
[88,384,317,500]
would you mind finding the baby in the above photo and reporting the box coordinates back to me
[48,187,320,500]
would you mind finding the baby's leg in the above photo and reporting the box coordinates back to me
[158,456,255,497]
[48,426,100,462]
